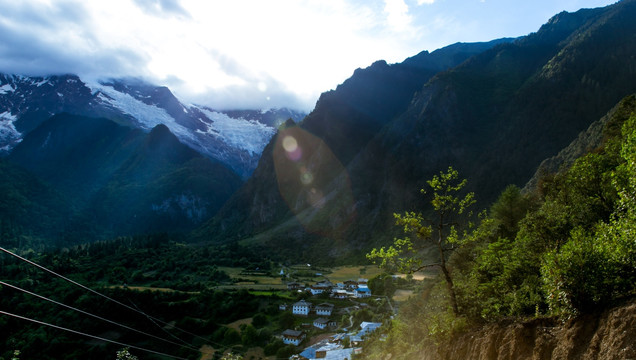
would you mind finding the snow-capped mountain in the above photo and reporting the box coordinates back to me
[0,73,305,178]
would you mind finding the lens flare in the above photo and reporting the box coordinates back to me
[273,125,356,238]
[301,169,314,185]
[282,135,302,161]
[282,136,297,152]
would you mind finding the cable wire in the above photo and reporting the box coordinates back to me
[0,310,189,360]
[0,280,201,354]
[0,247,211,345]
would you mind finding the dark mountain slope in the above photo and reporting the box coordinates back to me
[8,113,144,203]
[348,0,636,245]
[199,0,636,262]
[92,124,243,235]
[200,39,512,243]
[301,39,516,166]
[0,159,72,247]
[7,114,242,243]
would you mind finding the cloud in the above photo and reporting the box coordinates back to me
[2,0,616,113]
[132,0,190,18]
[384,0,413,32]
[0,1,148,78]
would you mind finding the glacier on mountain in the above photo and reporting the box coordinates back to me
[195,107,276,156]
[87,81,195,141]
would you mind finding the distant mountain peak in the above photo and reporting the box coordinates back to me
[0,73,307,178]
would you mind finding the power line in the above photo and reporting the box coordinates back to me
[0,247,259,358]
[0,310,189,360]
[0,280,201,354]
[0,247,211,346]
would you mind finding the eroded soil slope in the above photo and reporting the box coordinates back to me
[423,298,636,360]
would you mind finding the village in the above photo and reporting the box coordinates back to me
[277,277,387,360]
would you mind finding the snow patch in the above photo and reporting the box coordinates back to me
[0,84,15,94]
[0,111,21,152]
[33,79,49,87]
[86,81,194,141]
[195,107,276,156]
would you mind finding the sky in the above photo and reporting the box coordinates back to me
[0,0,618,112]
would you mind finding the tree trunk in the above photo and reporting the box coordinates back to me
[440,263,459,315]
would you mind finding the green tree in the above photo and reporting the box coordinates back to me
[278,311,295,330]
[252,313,268,328]
[367,166,475,315]
[220,352,243,360]
[241,324,258,347]
[115,348,138,360]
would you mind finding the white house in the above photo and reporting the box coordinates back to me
[313,318,329,329]
[331,289,348,299]
[315,303,334,316]
[354,285,371,298]
[309,286,325,295]
[293,300,313,316]
[358,322,382,337]
[282,329,306,346]
[309,280,333,295]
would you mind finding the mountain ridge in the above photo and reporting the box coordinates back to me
[198,0,636,262]
[0,73,305,178]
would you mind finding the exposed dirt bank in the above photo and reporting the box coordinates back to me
[422,298,636,360]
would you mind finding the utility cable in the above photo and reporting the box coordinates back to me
[125,295,216,346]
[0,247,211,346]
[0,310,189,360]
[0,280,201,354]
[126,296,199,348]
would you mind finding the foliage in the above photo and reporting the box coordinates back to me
[367,273,397,297]
[362,101,636,357]
[367,166,475,315]
[115,348,138,360]
[220,352,243,360]
[541,113,636,315]
[0,235,282,360]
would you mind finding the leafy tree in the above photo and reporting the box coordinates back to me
[240,324,258,347]
[278,311,295,330]
[220,352,243,360]
[367,167,475,315]
[368,273,396,297]
[115,348,138,360]
[252,313,268,328]
[263,338,285,356]
[541,114,636,315]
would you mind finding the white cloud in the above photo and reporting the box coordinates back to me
[0,0,620,112]
[384,0,413,32]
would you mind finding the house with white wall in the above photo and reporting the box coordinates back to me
[293,300,313,316]
[282,329,306,346]
[315,303,334,316]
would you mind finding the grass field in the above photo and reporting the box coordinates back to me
[324,265,383,282]
[392,289,414,302]
[218,266,285,285]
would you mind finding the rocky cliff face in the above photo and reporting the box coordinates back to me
[419,299,636,360]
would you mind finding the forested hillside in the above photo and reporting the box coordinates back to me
[1,113,242,247]
[360,94,636,359]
